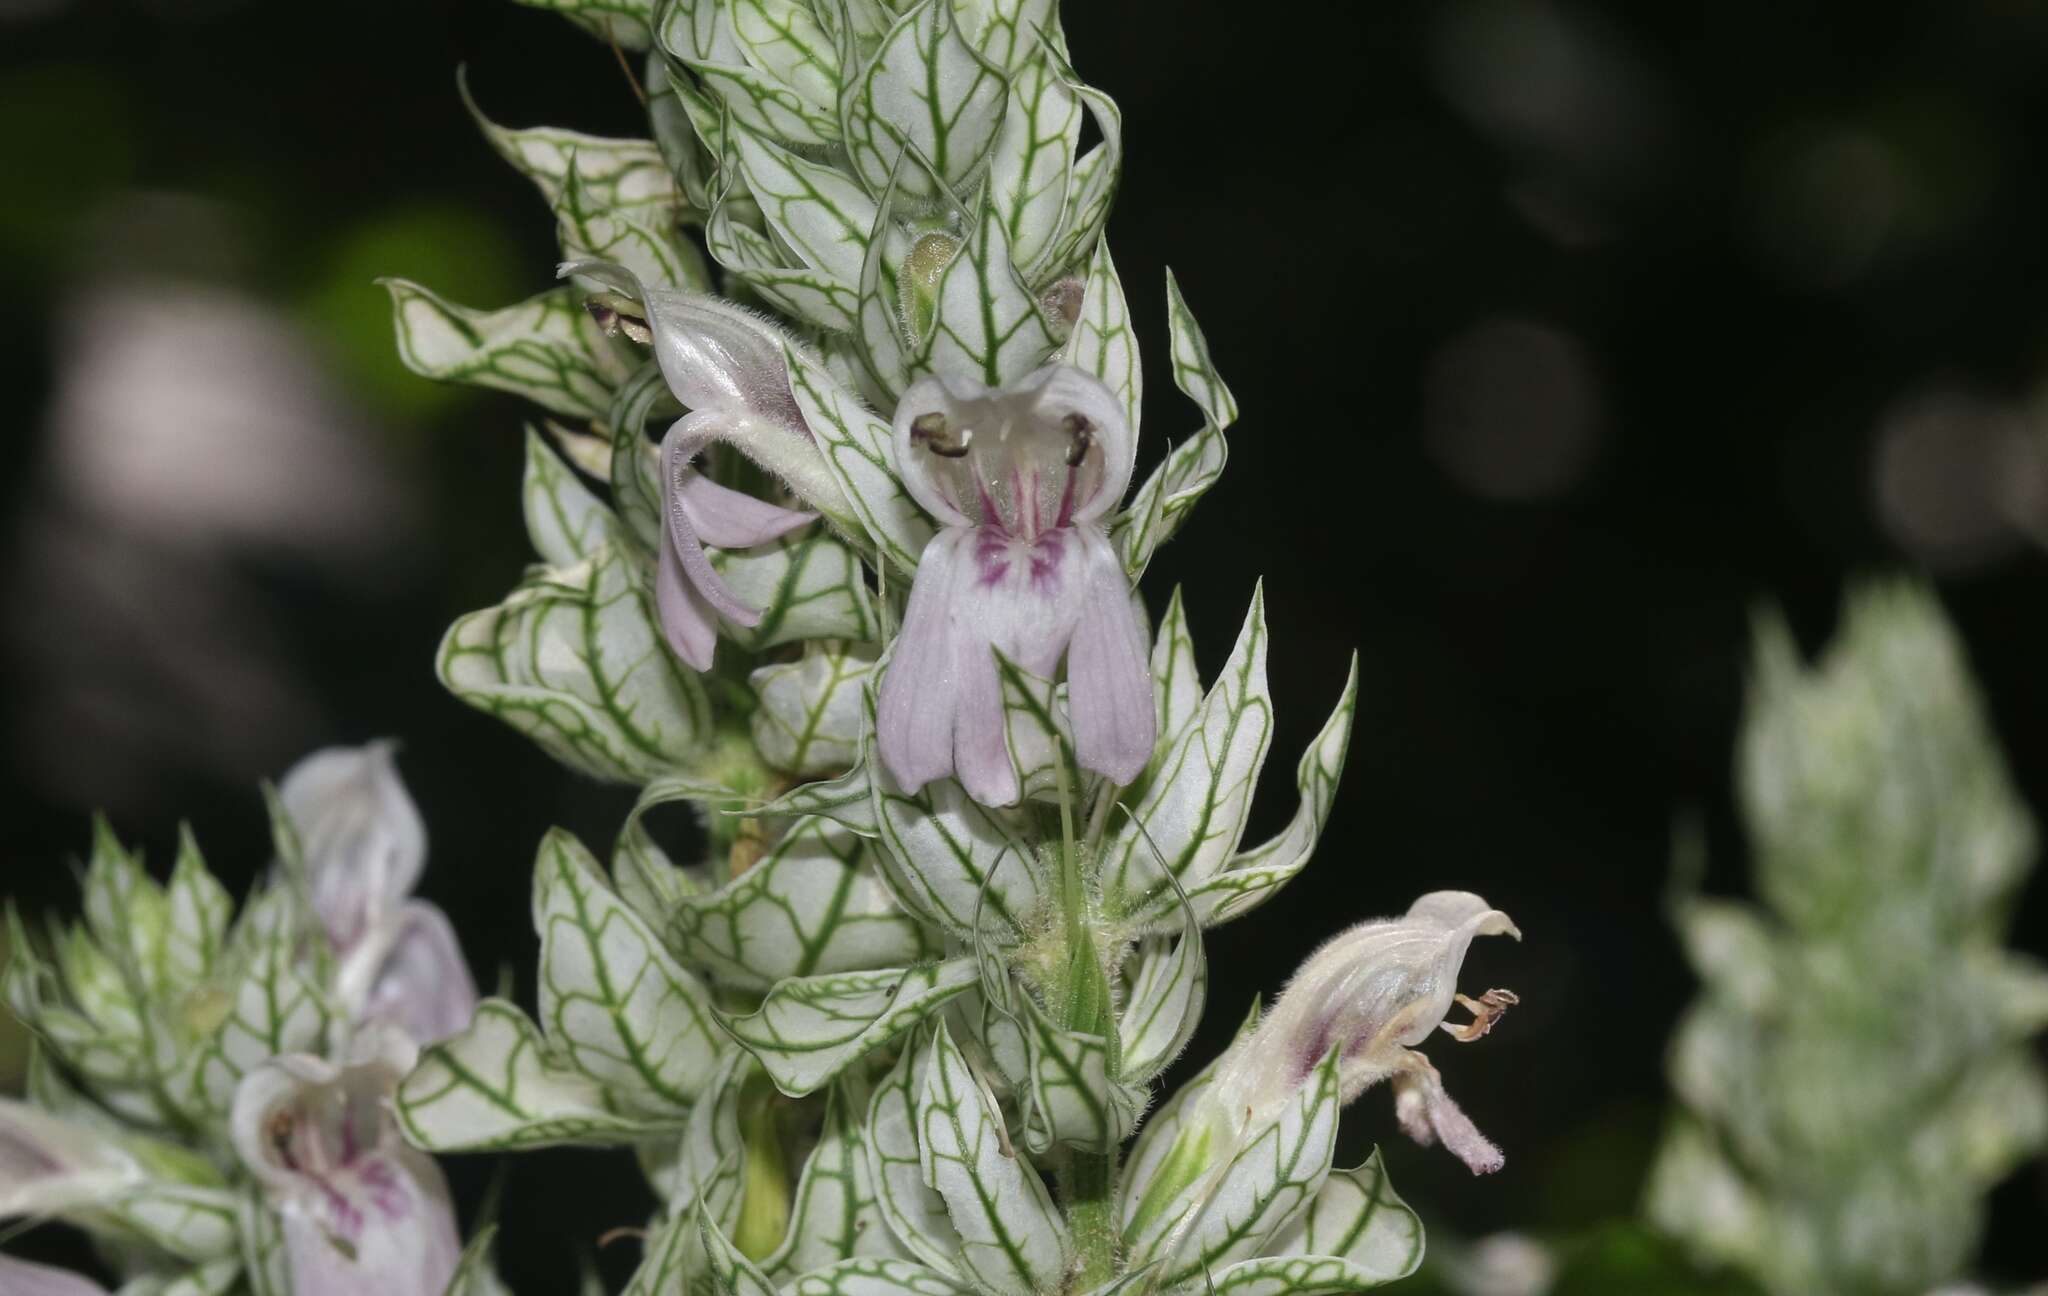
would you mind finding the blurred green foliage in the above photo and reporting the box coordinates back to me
[1648,583,2048,1296]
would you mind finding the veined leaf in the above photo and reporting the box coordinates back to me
[717,957,978,1096]
[863,1031,966,1275]
[1119,904,1206,1082]
[1031,63,1120,280]
[238,1192,288,1296]
[525,427,616,568]
[1114,271,1234,577]
[785,1257,975,1296]
[384,279,627,424]
[1105,586,1273,913]
[558,163,710,292]
[463,73,680,220]
[748,761,880,835]
[995,654,1076,805]
[701,1208,779,1296]
[914,193,1059,389]
[437,540,714,785]
[970,0,1060,76]
[851,155,920,405]
[917,1022,1067,1296]
[395,999,673,1151]
[750,649,875,776]
[695,58,841,147]
[164,828,231,992]
[514,0,656,48]
[1130,1053,1341,1287]
[536,829,723,1115]
[1011,990,1141,1155]
[606,360,673,557]
[710,526,879,650]
[706,185,861,333]
[990,42,1079,282]
[1145,588,1202,778]
[1061,238,1141,436]
[731,123,877,300]
[782,340,933,574]
[173,882,333,1127]
[640,1048,749,1225]
[761,1081,914,1278]
[1173,657,1357,931]
[1120,998,1260,1240]
[670,816,936,991]
[842,0,1008,199]
[869,730,1041,943]
[1210,1151,1425,1294]
[732,0,843,116]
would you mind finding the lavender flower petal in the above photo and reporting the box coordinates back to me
[1064,527,1157,785]
[361,901,479,1047]
[279,742,424,958]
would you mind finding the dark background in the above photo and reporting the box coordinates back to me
[5,0,2048,1288]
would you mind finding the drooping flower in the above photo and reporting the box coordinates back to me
[229,1027,460,1296]
[561,260,845,670]
[1208,890,1521,1174]
[279,742,476,1045]
[876,365,1155,806]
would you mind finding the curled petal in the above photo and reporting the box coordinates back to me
[0,1255,111,1296]
[360,901,479,1047]
[1394,1063,1505,1175]
[676,474,814,550]
[279,742,425,957]
[1064,527,1156,785]
[663,413,767,631]
[656,531,720,671]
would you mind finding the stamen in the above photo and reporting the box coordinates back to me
[585,294,652,345]
[1443,988,1519,1042]
[267,1109,297,1170]
[910,411,973,458]
[1061,412,1093,467]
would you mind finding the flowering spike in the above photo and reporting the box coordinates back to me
[877,363,1153,802]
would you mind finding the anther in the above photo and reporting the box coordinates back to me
[911,411,973,458]
[1061,412,1094,467]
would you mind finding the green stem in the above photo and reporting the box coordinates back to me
[1052,756,1121,1287]
[1063,1149,1120,1290]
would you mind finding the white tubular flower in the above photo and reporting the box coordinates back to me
[876,364,1156,805]
[278,742,477,1046]
[229,1027,459,1296]
[560,259,847,671]
[1210,891,1521,1174]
